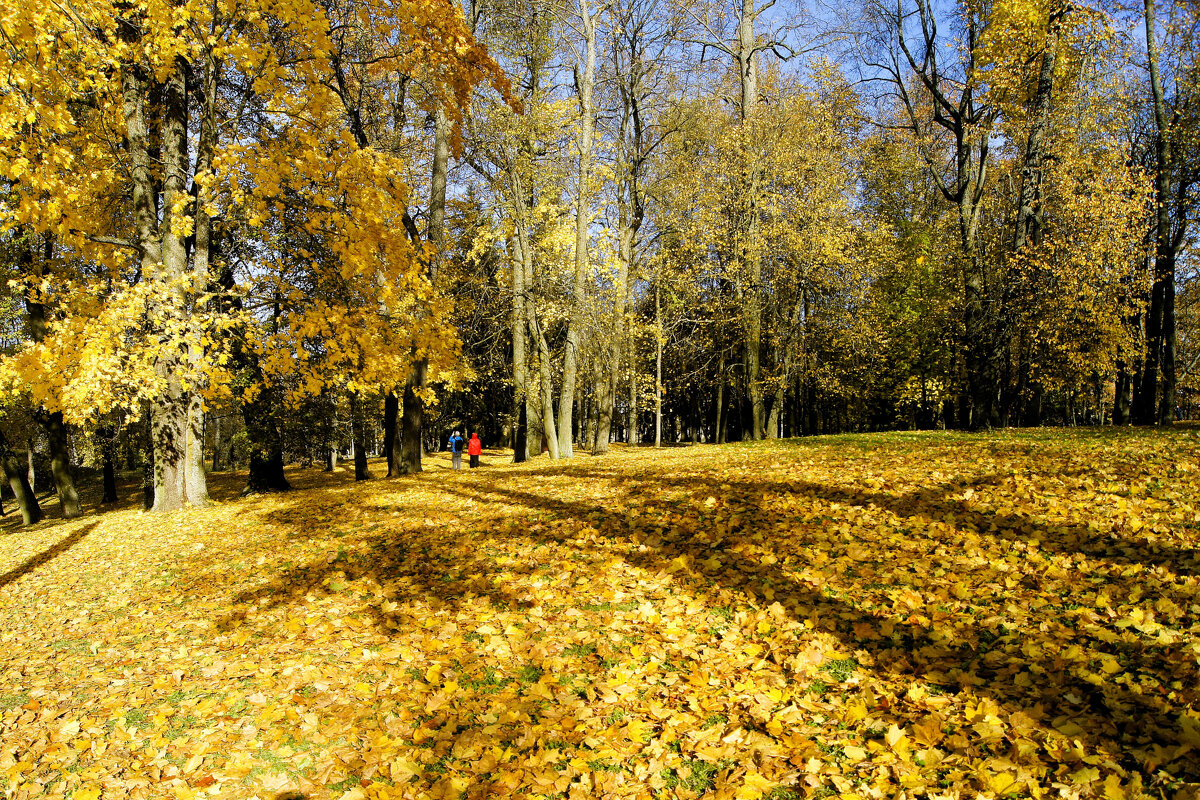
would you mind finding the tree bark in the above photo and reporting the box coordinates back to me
[398,107,451,474]
[655,283,663,448]
[529,307,560,458]
[1135,0,1176,425]
[511,222,530,462]
[0,429,41,525]
[24,236,82,518]
[185,50,219,506]
[102,448,118,504]
[557,0,598,458]
[715,359,726,444]
[596,50,644,453]
[383,392,398,476]
[399,369,424,474]
[1014,22,1059,255]
[630,358,639,445]
[142,55,208,510]
[37,412,81,518]
[351,393,371,481]
[243,385,290,492]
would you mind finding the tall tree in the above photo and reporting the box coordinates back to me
[557,0,600,457]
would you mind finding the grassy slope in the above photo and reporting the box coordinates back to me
[1,428,1199,800]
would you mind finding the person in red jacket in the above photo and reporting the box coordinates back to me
[468,432,483,468]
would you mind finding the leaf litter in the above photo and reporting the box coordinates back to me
[1,429,1199,800]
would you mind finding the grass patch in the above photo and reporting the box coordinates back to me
[818,658,858,682]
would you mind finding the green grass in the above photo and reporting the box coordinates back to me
[0,693,30,712]
[818,657,858,682]
[662,758,738,793]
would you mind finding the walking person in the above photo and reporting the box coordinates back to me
[468,432,482,468]
[448,430,465,470]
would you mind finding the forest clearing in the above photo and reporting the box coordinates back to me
[2,429,1198,800]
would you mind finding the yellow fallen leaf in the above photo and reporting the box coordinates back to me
[843,745,867,761]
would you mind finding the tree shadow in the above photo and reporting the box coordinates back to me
[211,453,1199,787]
[0,521,100,591]
[428,468,1197,782]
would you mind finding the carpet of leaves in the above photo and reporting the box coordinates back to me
[2,428,1199,800]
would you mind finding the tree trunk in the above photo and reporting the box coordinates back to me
[511,228,529,463]
[1014,23,1059,255]
[593,355,615,454]
[1160,268,1176,424]
[655,283,663,448]
[737,0,766,440]
[1114,362,1132,424]
[323,399,339,471]
[145,56,208,511]
[715,358,725,445]
[1,430,41,525]
[558,0,598,458]
[508,160,537,462]
[384,392,399,476]
[399,368,424,474]
[36,412,81,518]
[211,414,223,472]
[531,314,560,458]
[766,385,783,439]
[1137,0,1176,426]
[351,393,371,481]
[24,237,83,517]
[186,50,219,507]
[102,447,118,504]
[243,387,290,492]
[397,106,450,473]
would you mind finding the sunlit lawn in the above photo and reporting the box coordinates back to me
[2,428,1198,799]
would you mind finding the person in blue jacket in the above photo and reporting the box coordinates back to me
[448,430,465,470]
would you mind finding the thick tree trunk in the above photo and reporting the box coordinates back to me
[0,430,41,525]
[508,160,537,462]
[149,56,208,510]
[1137,0,1176,426]
[102,449,118,504]
[243,387,290,493]
[383,392,398,476]
[530,314,560,459]
[1114,362,1133,425]
[25,236,83,517]
[1160,272,1176,423]
[593,359,615,454]
[36,412,81,518]
[766,385,783,439]
[399,367,424,474]
[737,0,766,440]
[185,50,218,507]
